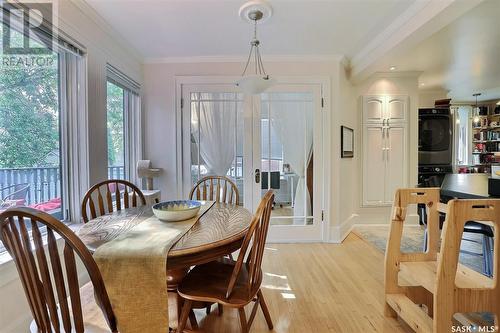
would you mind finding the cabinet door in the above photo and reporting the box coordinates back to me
[363,125,386,206]
[384,125,406,204]
[363,96,385,123]
[386,96,407,123]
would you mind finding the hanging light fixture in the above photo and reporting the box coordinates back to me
[236,1,275,94]
[473,93,481,124]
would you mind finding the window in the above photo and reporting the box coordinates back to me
[454,106,472,166]
[0,5,88,256]
[107,81,126,179]
[189,92,244,183]
[0,21,64,219]
[106,65,141,182]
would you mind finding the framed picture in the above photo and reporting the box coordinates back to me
[341,126,354,158]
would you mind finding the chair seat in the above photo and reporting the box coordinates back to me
[29,283,112,333]
[178,258,261,307]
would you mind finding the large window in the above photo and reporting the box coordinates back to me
[0,21,64,219]
[0,6,87,256]
[107,81,126,179]
[106,66,141,182]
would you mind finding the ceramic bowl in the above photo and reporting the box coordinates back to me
[152,200,202,222]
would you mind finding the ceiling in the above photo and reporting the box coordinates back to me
[372,0,500,101]
[84,0,416,60]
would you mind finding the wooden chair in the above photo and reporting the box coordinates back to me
[189,176,239,205]
[0,207,117,333]
[81,179,146,223]
[385,188,500,333]
[177,190,275,333]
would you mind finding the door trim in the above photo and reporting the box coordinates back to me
[175,75,331,242]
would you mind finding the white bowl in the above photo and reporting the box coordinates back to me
[152,200,202,222]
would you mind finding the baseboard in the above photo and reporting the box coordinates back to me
[329,214,357,243]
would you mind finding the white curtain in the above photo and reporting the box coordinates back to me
[270,99,313,223]
[193,99,236,176]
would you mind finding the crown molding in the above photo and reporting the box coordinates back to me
[144,54,345,64]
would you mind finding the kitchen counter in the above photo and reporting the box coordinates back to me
[440,173,495,199]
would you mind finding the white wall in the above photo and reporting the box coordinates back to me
[335,66,359,240]
[0,1,143,332]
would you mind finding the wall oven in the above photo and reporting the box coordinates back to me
[418,108,453,165]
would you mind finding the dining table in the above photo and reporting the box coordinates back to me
[77,201,253,327]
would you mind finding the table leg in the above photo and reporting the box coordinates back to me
[167,268,189,329]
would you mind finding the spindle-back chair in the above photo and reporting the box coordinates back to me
[189,176,239,205]
[0,207,117,333]
[81,179,146,223]
[177,190,274,333]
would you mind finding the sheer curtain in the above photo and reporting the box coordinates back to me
[270,98,313,223]
[192,98,236,176]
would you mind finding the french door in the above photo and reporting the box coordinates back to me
[181,82,324,242]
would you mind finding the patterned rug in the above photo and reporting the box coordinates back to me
[352,224,485,274]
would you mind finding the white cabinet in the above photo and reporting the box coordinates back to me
[362,95,408,206]
[363,95,408,124]
[362,125,386,205]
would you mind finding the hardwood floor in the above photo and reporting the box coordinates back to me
[78,233,413,332]
[179,233,411,332]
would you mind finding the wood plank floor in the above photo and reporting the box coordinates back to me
[79,233,412,332]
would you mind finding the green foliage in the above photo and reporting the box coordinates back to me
[0,23,60,168]
[106,81,124,167]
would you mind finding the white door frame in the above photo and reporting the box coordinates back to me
[175,76,331,242]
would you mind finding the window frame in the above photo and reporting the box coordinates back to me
[105,65,142,184]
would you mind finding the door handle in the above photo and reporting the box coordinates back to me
[255,169,261,183]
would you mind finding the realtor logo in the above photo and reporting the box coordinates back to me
[1,1,53,55]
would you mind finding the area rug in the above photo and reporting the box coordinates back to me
[352,224,484,274]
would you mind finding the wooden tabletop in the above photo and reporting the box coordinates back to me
[77,202,253,269]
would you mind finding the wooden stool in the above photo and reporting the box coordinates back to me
[384,188,500,332]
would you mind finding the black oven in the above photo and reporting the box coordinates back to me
[418,108,453,165]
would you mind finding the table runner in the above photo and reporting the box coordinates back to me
[83,201,214,333]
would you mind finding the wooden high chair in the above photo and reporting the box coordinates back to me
[385,188,500,333]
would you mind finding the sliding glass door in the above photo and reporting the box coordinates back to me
[181,82,324,241]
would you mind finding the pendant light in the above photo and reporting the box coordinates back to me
[236,1,275,95]
[473,93,481,124]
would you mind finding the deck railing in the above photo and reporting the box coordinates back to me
[0,166,125,206]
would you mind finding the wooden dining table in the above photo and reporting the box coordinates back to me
[77,201,253,324]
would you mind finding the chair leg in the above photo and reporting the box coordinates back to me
[177,300,192,333]
[218,303,224,316]
[238,307,249,333]
[483,235,493,277]
[258,289,273,329]
[189,309,198,330]
[423,227,428,252]
[205,303,211,315]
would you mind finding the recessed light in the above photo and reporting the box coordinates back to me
[420,83,426,86]
[389,66,396,71]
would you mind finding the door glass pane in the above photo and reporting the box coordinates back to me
[0,22,64,220]
[190,92,244,205]
[261,92,314,225]
[106,81,125,179]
